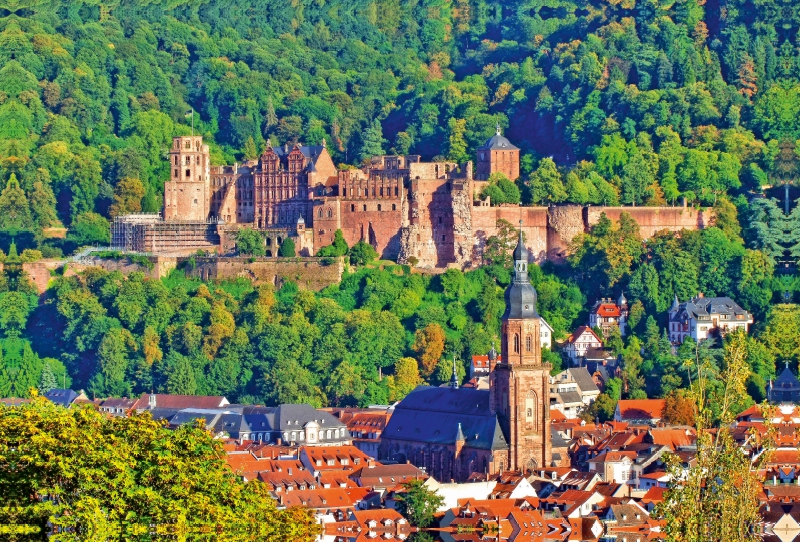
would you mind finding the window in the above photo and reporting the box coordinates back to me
[327,208,332,218]
[351,204,355,212]
[526,335,532,352]
[363,204,367,211]
[174,169,178,178]
[318,208,323,218]
[513,334,520,353]
[377,204,382,211]
[392,204,396,211]
[185,169,191,177]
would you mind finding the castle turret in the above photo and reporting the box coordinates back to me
[475,125,520,181]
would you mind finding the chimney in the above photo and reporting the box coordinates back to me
[697,292,704,298]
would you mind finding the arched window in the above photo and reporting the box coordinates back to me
[377,204,382,211]
[327,208,332,218]
[318,208,323,218]
[526,335,532,352]
[513,334,520,353]
[392,204,396,211]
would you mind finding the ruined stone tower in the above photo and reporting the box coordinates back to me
[164,136,211,221]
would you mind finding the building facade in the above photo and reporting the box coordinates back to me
[115,133,712,264]
[588,294,629,338]
[667,294,753,344]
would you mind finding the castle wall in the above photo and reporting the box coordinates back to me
[470,206,549,264]
[188,257,343,291]
[339,199,404,259]
[586,205,712,237]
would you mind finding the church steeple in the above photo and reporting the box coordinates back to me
[490,220,551,474]
[503,223,538,320]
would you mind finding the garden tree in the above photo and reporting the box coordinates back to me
[480,172,520,205]
[236,228,265,256]
[278,237,296,257]
[525,158,566,204]
[433,356,466,386]
[94,328,137,398]
[395,479,445,529]
[745,197,786,265]
[447,118,469,164]
[0,399,320,540]
[585,392,618,422]
[391,357,421,400]
[349,240,379,266]
[737,249,774,318]
[67,212,110,246]
[661,389,696,425]
[109,177,145,217]
[659,332,770,542]
[38,362,58,394]
[317,229,349,257]
[413,323,447,377]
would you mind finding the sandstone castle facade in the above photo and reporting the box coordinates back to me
[113,130,712,267]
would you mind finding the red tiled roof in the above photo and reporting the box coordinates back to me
[641,486,667,504]
[616,400,666,421]
[595,304,621,317]
[279,487,355,509]
[568,326,602,344]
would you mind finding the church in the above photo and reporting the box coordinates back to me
[378,227,553,482]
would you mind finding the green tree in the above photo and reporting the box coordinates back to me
[0,174,33,232]
[0,399,320,540]
[395,479,444,528]
[659,332,767,542]
[38,362,58,394]
[68,212,110,246]
[236,228,265,256]
[279,237,296,257]
[360,119,386,162]
[349,241,378,266]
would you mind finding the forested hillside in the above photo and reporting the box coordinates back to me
[0,0,798,253]
[0,0,798,413]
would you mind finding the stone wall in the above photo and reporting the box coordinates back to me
[586,205,712,237]
[470,205,550,263]
[468,204,713,266]
[188,257,344,291]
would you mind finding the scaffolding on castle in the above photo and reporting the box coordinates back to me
[112,214,223,253]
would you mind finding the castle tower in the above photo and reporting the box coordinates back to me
[490,223,551,473]
[164,136,211,221]
[475,125,520,181]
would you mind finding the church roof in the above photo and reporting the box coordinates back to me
[383,386,509,451]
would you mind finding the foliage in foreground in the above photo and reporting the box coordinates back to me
[0,398,319,542]
[658,331,773,542]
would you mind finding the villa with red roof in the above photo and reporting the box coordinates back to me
[589,294,629,338]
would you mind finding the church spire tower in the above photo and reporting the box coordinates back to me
[490,222,551,473]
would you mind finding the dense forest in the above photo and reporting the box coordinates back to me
[0,0,798,251]
[0,0,797,416]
